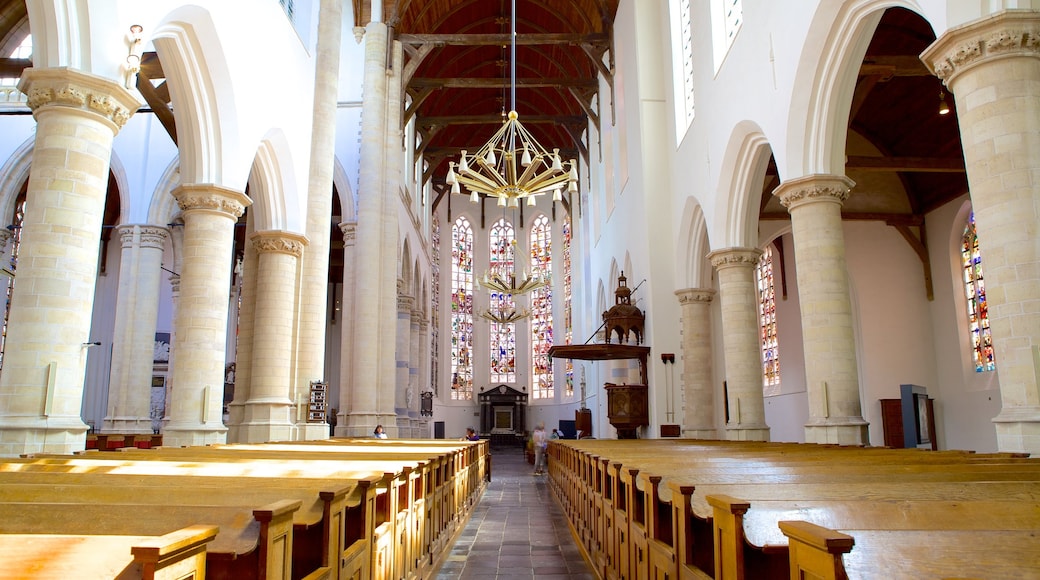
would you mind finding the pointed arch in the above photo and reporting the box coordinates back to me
[713,124,773,248]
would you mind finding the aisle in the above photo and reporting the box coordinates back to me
[433,446,597,579]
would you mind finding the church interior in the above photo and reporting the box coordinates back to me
[0,0,1038,577]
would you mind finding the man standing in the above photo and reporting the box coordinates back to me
[532,423,548,475]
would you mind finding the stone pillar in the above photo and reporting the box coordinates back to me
[296,0,343,442]
[774,174,868,445]
[226,218,257,443]
[161,274,180,433]
[336,222,357,436]
[921,10,1040,455]
[707,248,770,441]
[103,225,169,434]
[0,69,137,456]
[416,316,430,437]
[395,283,413,438]
[346,22,392,435]
[238,230,307,443]
[378,39,405,428]
[409,309,422,434]
[676,288,717,438]
[162,184,250,447]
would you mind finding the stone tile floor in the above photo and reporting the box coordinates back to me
[433,446,597,579]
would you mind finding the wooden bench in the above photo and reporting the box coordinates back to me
[0,525,217,580]
[548,439,1040,580]
[2,438,490,580]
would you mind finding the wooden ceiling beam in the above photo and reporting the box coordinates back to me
[418,114,584,127]
[397,32,607,46]
[846,155,965,173]
[410,77,598,89]
[0,57,30,77]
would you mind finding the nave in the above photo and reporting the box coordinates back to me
[435,447,595,580]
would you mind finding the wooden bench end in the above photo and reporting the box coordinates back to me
[778,520,854,553]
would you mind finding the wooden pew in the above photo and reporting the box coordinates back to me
[549,439,1040,580]
[0,500,300,580]
[4,438,489,580]
[0,524,217,580]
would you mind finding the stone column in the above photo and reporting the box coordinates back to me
[346,21,392,435]
[774,174,868,445]
[676,288,717,438]
[0,69,137,456]
[103,225,169,434]
[409,308,422,434]
[238,230,307,443]
[707,248,770,441]
[395,283,413,438]
[296,0,343,442]
[417,316,430,437]
[226,217,258,443]
[922,11,1040,455]
[161,274,180,433]
[336,221,357,436]
[162,184,250,447]
[378,39,404,427]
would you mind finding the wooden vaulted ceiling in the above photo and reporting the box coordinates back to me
[375,0,620,208]
[0,3,965,231]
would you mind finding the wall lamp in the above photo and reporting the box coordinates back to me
[125,25,144,89]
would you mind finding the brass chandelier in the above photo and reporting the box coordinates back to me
[444,0,578,210]
[447,0,567,324]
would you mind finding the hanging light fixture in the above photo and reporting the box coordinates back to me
[444,0,578,208]
[938,89,950,116]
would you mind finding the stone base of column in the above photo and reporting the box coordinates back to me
[411,418,428,438]
[342,413,396,438]
[158,424,227,447]
[295,422,332,441]
[723,424,770,441]
[682,428,720,439]
[235,400,293,443]
[0,417,89,457]
[100,417,154,435]
[993,406,1040,455]
[804,418,869,446]
[225,402,245,442]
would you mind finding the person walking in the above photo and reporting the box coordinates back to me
[532,423,548,475]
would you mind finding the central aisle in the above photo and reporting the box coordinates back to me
[434,445,597,579]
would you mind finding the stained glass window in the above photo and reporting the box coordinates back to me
[1,197,25,370]
[563,215,573,397]
[756,245,780,395]
[489,218,517,383]
[431,219,441,395]
[962,213,995,372]
[530,215,553,399]
[450,216,475,400]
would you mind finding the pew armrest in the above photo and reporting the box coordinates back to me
[779,520,854,580]
[131,524,218,580]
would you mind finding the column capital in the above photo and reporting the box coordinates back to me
[116,224,169,250]
[922,11,1040,86]
[18,67,139,131]
[250,230,308,257]
[675,287,716,304]
[172,183,251,219]
[339,221,357,245]
[773,174,855,212]
[398,293,414,313]
[707,247,762,270]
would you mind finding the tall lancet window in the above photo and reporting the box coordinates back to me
[756,245,780,395]
[562,215,574,397]
[489,218,517,383]
[431,219,441,395]
[530,215,553,399]
[1,197,25,370]
[962,213,995,372]
[450,216,475,400]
